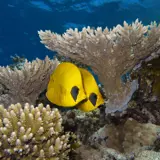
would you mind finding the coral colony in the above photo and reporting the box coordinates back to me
[0,20,160,159]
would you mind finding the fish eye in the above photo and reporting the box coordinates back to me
[89,93,97,106]
[71,86,79,101]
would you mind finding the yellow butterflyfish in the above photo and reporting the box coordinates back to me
[77,68,104,112]
[46,62,104,112]
[46,62,87,107]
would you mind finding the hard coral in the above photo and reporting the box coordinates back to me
[131,57,160,102]
[89,118,160,154]
[0,56,59,107]
[0,103,71,160]
[38,19,160,113]
[134,150,160,160]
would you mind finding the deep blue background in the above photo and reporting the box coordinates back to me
[0,0,160,66]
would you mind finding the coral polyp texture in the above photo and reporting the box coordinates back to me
[38,19,160,113]
[89,118,160,154]
[0,56,59,106]
[0,103,71,160]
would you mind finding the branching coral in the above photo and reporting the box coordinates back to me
[38,19,160,113]
[0,56,59,106]
[0,103,71,160]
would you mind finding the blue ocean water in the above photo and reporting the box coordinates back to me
[1,0,160,66]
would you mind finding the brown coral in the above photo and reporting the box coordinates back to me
[89,118,160,154]
[38,19,160,113]
[0,56,59,106]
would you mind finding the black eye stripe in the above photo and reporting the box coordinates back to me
[89,93,97,106]
[71,86,79,101]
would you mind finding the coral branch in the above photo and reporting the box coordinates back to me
[0,103,71,159]
[0,56,59,106]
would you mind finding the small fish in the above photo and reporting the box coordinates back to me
[46,62,104,112]
[46,62,86,107]
[77,68,104,112]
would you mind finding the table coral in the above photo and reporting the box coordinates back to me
[38,19,160,113]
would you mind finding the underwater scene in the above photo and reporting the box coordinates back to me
[1,0,160,159]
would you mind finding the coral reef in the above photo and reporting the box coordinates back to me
[75,145,127,160]
[38,19,160,113]
[0,103,72,160]
[131,57,160,102]
[62,105,160,160]
[105,101,160,126]
[62,108,103,144]
[75,145,160,160]
[0,56,59,106]
[89,118,160,154]
[102,57,160,126]
[0,19,160,160]
[134,150,160,160]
